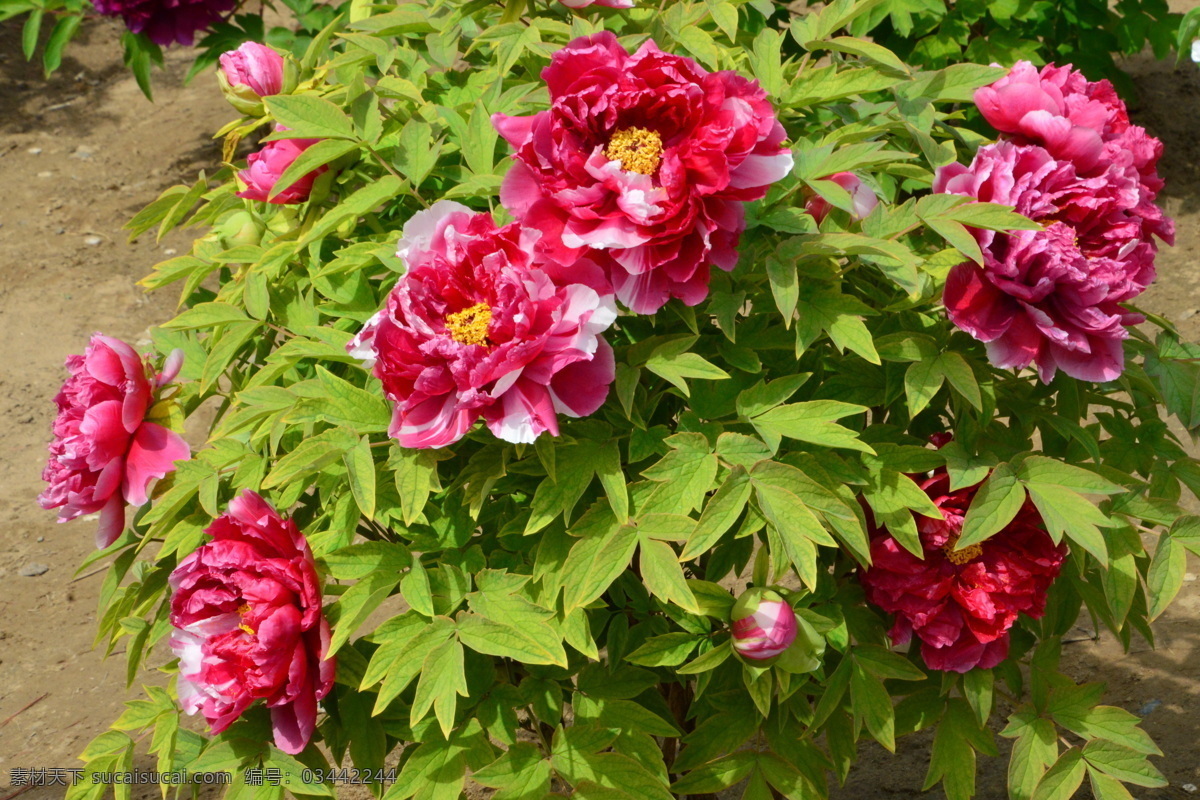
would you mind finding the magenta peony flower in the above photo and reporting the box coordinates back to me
[236,129,326,205]
[731,588,798,660]
[974,61,1129,175]
[39,335,189,549]
[218,42,285,115]
[860,468,1067,673]
[92,0,235,46]
[348,201,618,448]
[936,140,1167,382]
[492,32,793,314]
[805,172,879,224]
[558,0,635,7]
[169,491,335,755]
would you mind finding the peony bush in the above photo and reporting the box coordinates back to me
[38,0,1200,798]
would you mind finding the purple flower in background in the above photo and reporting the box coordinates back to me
[93,0,236,46]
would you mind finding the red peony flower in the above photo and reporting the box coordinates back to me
[237,129,327,205]
[936,140,1165,383]
[492,32,793,314]
[169,491,335,755]
[348,201,617,448]
[39,335,189,548]
[92,0,235,46]
[860,469,1067,673]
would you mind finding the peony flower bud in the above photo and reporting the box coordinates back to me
[731,588,798,661]
[805,172,878,224]
[216,209,266,249]
[217,42,285,115]
[236,129,327,205]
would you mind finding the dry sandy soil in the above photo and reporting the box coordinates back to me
[1,10,1199,800]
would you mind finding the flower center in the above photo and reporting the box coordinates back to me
[942,534,983,566]
[445,303,493,346]
[237,603,255,635]
[605,126,663,176]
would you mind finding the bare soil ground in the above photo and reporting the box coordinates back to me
[0,12,1198,800]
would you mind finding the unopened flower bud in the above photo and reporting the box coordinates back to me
[805,172,879,224]
[731,587,797,661]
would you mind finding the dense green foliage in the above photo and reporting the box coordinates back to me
[41,1,1200,799]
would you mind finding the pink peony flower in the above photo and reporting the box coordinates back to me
[805,172,879,224]
[348,201,618,448]
[492,32,793,314]
[936,140,1168,383]
[92,0,235,45]
[236,129,326,205]
[169,491,335,755]
[558,0,634,6]
[731,588,798,660]
[860,468,1067,673]
[218,42,285,111]
[974,61,1128,174]
[39,336,189,549]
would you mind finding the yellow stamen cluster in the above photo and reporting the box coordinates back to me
[445,303,493,346]
[943,534,983,566]
[605,126,664,176]
[237,603,255,636]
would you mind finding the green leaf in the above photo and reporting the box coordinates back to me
[597,440,629,523]
[21,8,42,59]
[1031,749,1086,800]
[327,571,401,655]
[42,14,81,75]
[923,699,995,800]
[678,640,733,674]
[561,523,640,614]
[626,633,702,667]
[401,559,435,617]
[1146,534,1186,620]
[850,661,894,752]
[680,466,752,560]
[748,401,872,454]
[269,139,360,200]
[1008,717,1058,800]
[639,538,700,613]
[391,447,441,526]
[410,638,468,737]
[958,464,1026,549]
[1016,457,1125,495]
[1025,484,1110,564]
[163,301,249,330]
[262,427,359,490]
[645,350,730,396]
[266,95,356,140]
[1087,768,1137,800]
[670,752,756,795]
[1081,740,1166,788]
[526,443,598,534]
[457,613,568,667]
[344,435,377,519]
[904,357,945,417]
[749,28,783,96]
[324,541,410,581]
[299,175,405,246]
[473,743,551,800]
